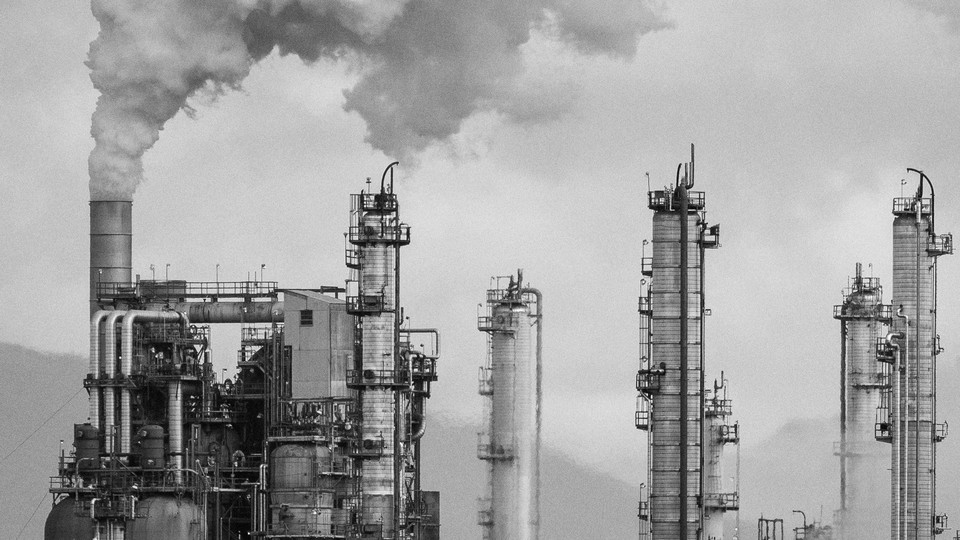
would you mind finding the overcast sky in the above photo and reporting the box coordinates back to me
[4,0,960,528]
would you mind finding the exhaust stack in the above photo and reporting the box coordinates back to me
[90,201,132,314]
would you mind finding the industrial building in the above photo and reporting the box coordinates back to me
[44,163,441,539]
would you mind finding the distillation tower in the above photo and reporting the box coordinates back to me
[636,146,721,539]
[878,171,952,540]
[476,272,542,540]
[833,263,891,540]
[44,164,441,539]
[702,378,740,540]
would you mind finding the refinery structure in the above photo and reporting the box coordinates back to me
[45,164,442,539]
[34,145,959,539]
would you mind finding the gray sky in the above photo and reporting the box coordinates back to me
[4,0,960,523]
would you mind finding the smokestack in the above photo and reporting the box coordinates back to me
[90,201,132,314]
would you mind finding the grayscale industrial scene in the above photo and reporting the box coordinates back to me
[5,1,960,540]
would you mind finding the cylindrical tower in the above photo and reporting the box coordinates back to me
[648,186,703,540]
[346,167,411,539]
[702,379,739,540]
[477,274,541,540]
[90,200,132,314]
[834,263,890,540]
[889,178,951,540]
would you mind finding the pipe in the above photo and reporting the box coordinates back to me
[168,380,183,484]
[521,286,543,538]
[120,310,188,454]
[170,301,283,324]
[678,176,690,540]
[89,201,132,316]
[89,310,111,429]
[103,311,125,454]
[895,308,909,540]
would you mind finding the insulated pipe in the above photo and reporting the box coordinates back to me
[521,287,543,538]
[168,380,183,484]
[169,301,283,323]
[103,311,125,454]
[887,329,906,540]
[120,310,188,453]
[89,310,111,429]
[90,201,132,315]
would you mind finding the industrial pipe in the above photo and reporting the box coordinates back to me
[103,311,125,454]
[89,201,132,316]
[89,310,111,429]
[168,380,183,484]
[521,286,543,537]
[170,301,283,324]
[120,310,188,454]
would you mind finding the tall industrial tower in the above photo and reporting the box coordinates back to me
[834,263,891,540]
[477,272,542,540]
[346,162,440,539]
[636,146,720,539]
[881,171,952,540]
[702,378,740,540]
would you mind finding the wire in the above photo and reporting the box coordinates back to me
[0,386,84,465]
[15,492,47,539]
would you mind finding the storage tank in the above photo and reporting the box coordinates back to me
[270,444,335,536]
[123,496,204,538]
[44,497,96,540]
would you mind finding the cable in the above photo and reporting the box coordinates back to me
[0,386,84,464]
[15,492,47,539]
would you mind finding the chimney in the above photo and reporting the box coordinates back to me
[90,201,132,314]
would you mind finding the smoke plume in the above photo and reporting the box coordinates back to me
[87,0,670,200]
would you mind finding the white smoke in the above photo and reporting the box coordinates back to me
[87,0,671,200]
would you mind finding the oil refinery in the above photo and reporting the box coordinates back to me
[34,150,957,539]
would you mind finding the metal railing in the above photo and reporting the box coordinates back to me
[353,192,399,213]
[346,294,385,315]
[348,437,385,459]
[477,498,494,526]
[636,368,663,394]
[477,433,514,460]
[641,257,653,277]
[703,492,740,510]
[648,190,706,211]
[478,367,493,396]
[96,280,278,300]
[929,233,954,256]
[936,422,949,443]
[705,398,733,417]
[892,197,932,215]
[718,422,740,444]
[834,303,892,321]
[347,224,410,245]
[638,296,653,315]
[346,369,409,388]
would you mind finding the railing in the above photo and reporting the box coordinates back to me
[478,367,493,396]
[477,498,494,526]
[718,422,740,444]
[936,422,949,443]
[701,223,721,248]
[638,499,650,521]
[241,325,280,342]
[876,337,899,364]
[347,224,410,245]
[346,369,409,388]
[705,398,733,417]
[929,233,954,256]
[348,437,385,459]
[703,492,740,510]
[636,367,663,394]
[411,356,437,382]
[265,522,350,538]
[477,433,514,460]
[638,296,652,315]
[353,192,399,213]
[875,406,892,442]
[834,303,892,321]
[634,398,650,431]
[346,294,385,315]
[935,513,949,535]
[641,257,653,277]
[96,280,278,300]
[892,197,932,215]
[345,248,361,269]
[648,190,706,211]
